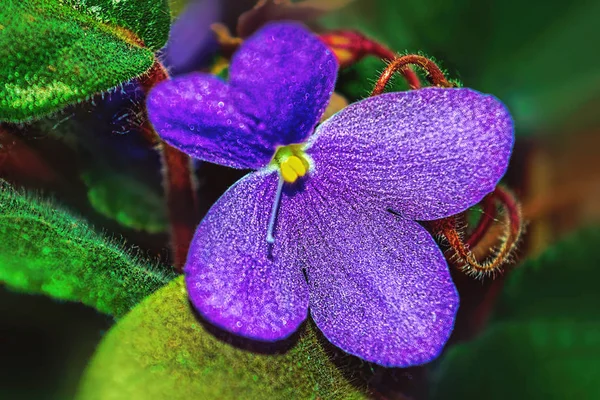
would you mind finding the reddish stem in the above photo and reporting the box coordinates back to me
[371,54,452,96]
[494,186,522,242]
[430,186,523,278]
[466,193,496,248]
[138,60,199,272]
[319,30,421,89]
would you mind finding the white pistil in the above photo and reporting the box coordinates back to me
[266,175,285,244]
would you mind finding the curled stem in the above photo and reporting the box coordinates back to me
[465,193,497,248]
[319,30,421,89]
[432,186,523,278]
[138,60,199,272]
[371,54,453,96]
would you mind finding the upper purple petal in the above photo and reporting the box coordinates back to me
[306,88,514,220]
[285,176,459,367]
[185,171,309,341]
[147,75,272,168]
[229,22,338,146]
[147,22,337,169]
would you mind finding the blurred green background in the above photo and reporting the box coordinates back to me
[324,0,600,134]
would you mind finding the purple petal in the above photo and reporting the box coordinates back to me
[288,177,458,367]
[148,22,337,169]
[229,22,338,145]
[185,171,309,340]
[306,88,514,220]
[147,75,274,168]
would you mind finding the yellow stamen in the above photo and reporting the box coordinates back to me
[271,144,311,184]
[286,156,307,177]
[280,162,298,183]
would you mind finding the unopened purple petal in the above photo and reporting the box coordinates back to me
[229,22,338,145]
[147,75,275,169]
[166,0,221,75]
[285,177,458,367]
[307,88,514,220]
[185,171,309,341]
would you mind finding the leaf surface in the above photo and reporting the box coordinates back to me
[0,0,170,122]
[432,227,600,400]
[0,181,174,318]
[77,276,368,400]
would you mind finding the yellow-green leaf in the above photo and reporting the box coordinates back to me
[77,277,368,400]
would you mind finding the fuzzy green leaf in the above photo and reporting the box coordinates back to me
[77,277,368,400]
[432,227,600,400]
[62,0,171,51]
[0,0,170,122]
[0,181,174,318]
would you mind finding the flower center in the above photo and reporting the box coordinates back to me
[271,144,310,184]
[265,144,310,245]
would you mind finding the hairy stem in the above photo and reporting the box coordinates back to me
[138,60,199,272]
[371,54,452,96]
[319,30,421,89]
[466,193,497,248]
[431,186,523,278]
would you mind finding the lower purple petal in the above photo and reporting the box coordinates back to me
[185,171,309,341]
[291,177,459,367]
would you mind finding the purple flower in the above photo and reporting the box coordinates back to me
[147,22,513,367]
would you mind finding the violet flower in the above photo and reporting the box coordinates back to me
[147,22,513,367]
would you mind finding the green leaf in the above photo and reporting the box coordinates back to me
[82,168,168,234]
[63,0,171,51]
[432,227,600,400]
[0,181,174,318]
[168,0,189,19]
[77,277,368,400]
[0,0,170,122]
[433,320,600,400]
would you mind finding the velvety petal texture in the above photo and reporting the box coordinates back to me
[185,166,459,365]
[147,22,337,169]
[185,171,309,341]
[229,22,338,146]
[283,177,459,366]
[306,88,514,220]
[169,21,516,368]
[147,75,272,168]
